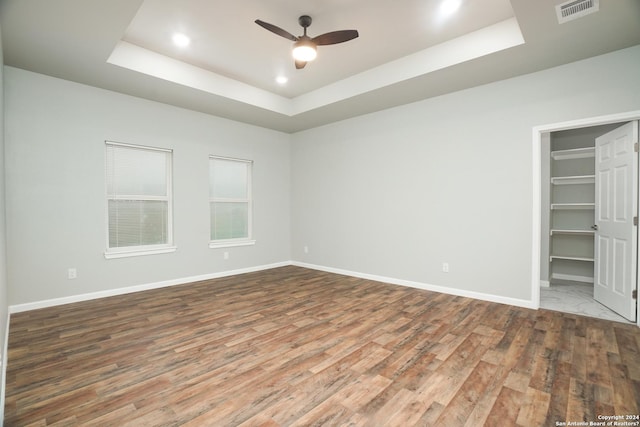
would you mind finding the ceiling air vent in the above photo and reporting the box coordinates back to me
[556,0,599,24]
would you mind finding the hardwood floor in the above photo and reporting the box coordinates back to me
[4,266,640,426]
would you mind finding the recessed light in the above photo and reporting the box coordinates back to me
[440,0,462,16]
[276,76,288,85]
[172,33,191,48]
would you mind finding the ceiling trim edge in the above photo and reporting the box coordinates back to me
[107,17,524,118]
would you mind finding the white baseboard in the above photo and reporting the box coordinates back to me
[540,280,551,288]
[1,311,9,424]
[9,261,291,313]
[8,260,539,314]
[292,261,537,309]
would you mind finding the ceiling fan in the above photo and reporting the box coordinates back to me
[255,15,359,69]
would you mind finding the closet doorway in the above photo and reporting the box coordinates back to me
[536,114,640,324]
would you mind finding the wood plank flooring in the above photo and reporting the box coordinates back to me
[4,266,640,426]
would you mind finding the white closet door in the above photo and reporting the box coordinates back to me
[594,121,638,322]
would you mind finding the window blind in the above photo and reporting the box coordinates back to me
[106,142,172,251]
[209,156,252,242]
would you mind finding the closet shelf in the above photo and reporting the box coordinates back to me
[551,175,595,185]
[550,273,594,284]
[550,254,595,262]
[551,147,596,160]
[550,229,595,236]
[547,139,596,286]
[551,203,595,210]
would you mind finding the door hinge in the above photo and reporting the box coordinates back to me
[634,216,639,226]
[635,142,639,152]
[633,289,638,300]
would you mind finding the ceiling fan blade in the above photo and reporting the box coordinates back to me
[295,59,307,69]
[255,19,298,41]
[312,30,359,46]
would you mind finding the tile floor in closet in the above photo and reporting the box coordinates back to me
[540,282,633,323]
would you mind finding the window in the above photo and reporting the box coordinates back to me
[209,156,254,248]
[105,141,175,258]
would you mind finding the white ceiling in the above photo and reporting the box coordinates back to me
[1,0,639,133]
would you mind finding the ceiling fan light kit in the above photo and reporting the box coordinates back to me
[292,39,317,62]
[255,15,359,69]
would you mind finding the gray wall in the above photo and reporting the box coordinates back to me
[4,67,291,305]
[290,45,640,302]
[4,45,640,307]
[0,23,8,390]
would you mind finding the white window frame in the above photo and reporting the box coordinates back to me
[104,141,176,259]
[209,155,255,249]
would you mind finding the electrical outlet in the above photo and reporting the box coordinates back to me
[303,246,309,254]
[442,263,449,273]
[223,252,229,260]
[68,268,77,279]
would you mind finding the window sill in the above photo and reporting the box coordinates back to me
[104,246,177,259]
[209,240,256,249]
